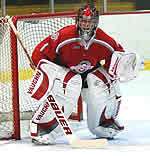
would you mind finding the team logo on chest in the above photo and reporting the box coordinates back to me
[70,60,94,73]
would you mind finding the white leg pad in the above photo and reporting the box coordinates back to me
[86,67,123,138]
[28,60,82,143]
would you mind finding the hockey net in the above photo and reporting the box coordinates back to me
[0,12,83,140]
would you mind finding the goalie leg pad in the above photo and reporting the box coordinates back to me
[28,59,82,144]
[27,59,82,112]
[86,67,123,138]
[30,99,59,144]
[27,59,65,101]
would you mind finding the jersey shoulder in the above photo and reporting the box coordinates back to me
[95,28,124,52]
[59,25,78,40]
[95,28,113,41]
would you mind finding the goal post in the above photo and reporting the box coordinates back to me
[0,12,83,140]
[0,17,20,140]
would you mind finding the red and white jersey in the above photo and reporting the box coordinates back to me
[32,25,124,74]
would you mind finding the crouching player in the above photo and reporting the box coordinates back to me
[27,4,142,144]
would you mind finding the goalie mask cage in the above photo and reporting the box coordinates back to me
[0,12,83,140]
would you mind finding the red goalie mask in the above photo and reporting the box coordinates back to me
[77,4,99,41]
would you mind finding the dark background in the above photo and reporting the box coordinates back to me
[5,0,81,5]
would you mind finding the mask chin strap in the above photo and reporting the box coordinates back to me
[79,28,95,42]
[82,31,91,41]
[79,30,96,50]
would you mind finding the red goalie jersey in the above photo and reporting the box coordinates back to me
[32,25,124,74]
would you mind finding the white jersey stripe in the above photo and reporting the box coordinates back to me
[55,38,114,53]
[40,43,49,52]
[93,39,114,53]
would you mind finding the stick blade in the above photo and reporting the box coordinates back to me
[71,139,108,149]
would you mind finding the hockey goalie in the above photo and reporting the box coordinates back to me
[27,4,142,145]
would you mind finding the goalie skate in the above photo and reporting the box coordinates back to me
[31,131,57,145]
[99,119,124,139]
[30,121,58,145]
[32,134,55,145]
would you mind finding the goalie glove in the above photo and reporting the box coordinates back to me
[109,51,144,82]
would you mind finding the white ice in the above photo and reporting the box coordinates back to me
[0,71,150,155]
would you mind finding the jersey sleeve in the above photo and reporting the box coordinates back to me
[31,31,60,67]
[96,28,125,75]
[96,28,124,52]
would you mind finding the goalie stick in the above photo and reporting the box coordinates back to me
[8,17,108,148]
[47,92,108,148]
[8,18,36,70]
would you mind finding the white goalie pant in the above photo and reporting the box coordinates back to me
[86,67,123,138]
[27,59,82,143]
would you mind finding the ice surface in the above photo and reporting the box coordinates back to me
[0,71,150,155]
